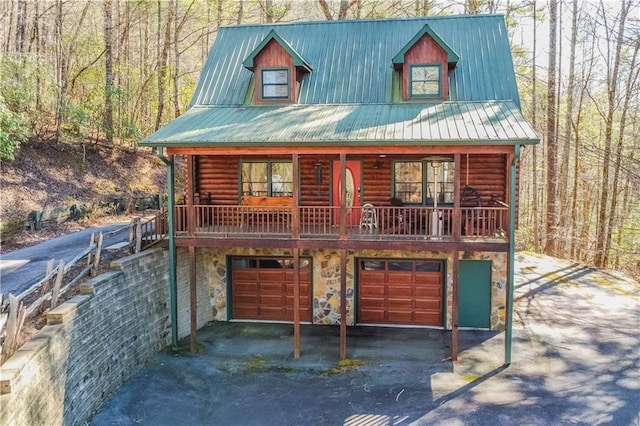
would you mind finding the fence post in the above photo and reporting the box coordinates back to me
[51,260,65,308]
[1,295,26,364]
[92,233,104,277]
[135,218,142,253]
[39,259,55,297]
[87,232,96,267]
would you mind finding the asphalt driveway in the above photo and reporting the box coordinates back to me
[90,253,640,425]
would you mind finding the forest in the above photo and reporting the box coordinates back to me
[1,0,638,281]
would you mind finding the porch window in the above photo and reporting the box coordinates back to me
[261,68,289,99]
[393,159,454,205]
[241,160,293,197]
[409,64,441,98]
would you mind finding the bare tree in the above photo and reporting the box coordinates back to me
[544,0,558,256]
[104,0,114,145]
[557,0,578,256]
[593,0,632,268]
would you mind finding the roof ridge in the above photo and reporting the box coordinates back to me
[220,14,505,30]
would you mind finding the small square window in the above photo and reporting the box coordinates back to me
[262,69,289,100]
[410,64,441,98]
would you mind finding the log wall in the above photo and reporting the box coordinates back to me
[194,154,507,208]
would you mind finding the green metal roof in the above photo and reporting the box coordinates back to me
[188,15,521,107]
[392,24,460,67]
[141,101,538,147]
[142,15,539,148]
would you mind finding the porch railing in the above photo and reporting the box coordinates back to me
[173,205,508,240]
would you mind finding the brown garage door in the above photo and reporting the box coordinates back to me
[358,259,444,326]
[232,257,312,322]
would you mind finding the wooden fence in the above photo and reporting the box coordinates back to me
[0,213,166,365]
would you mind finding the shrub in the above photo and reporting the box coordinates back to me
[0,96,28,161]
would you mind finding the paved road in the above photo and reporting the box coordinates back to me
[0,223,130,298]
[91,252,640,425]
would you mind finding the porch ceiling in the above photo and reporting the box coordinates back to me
[140,101,539,148]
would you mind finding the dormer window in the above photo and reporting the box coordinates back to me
[243,30,312,105]
[262,68,289,99]
[392,24,459,102]
[410,64,441,98]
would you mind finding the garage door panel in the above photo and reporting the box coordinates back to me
[414,312,442,324]
[414,299,442,310]
[359,309,386,322]
[232,257,312,322]
[360,296,385,308]
[388,286,413,297]
[360,285,385,296]
[387,310,413,323]
[233,306,259,318]
[360,270,385,280]
[233,270,259,280]
[414,285,441,297]
[259,270,285,281]
[414,273,441,285]
[358,259,444,326]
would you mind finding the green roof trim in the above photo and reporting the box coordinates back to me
[242,29,312,72]
[392,24,460,67]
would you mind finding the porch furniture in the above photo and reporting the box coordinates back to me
[240,195,293,228]
[360,203,378,230]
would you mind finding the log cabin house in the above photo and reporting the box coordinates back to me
[140,15,539,363]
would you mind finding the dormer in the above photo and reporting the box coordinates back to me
[242,30,312,104]
[392,24,459,102]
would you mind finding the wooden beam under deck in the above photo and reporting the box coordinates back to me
[173,237,509,253]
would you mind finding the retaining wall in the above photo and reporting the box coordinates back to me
[0,247,212,425]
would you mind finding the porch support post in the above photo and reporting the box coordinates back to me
[186,155,198,354]
[292,154,301,358]
[293,247,300,358]
[451,250,459,361]
[292,154,300,239]
[453,154,461,240]
[157,148,178,349]
[505,146,520,365]
[339,154,347,239]
[339,154,347,359]
[340,248,347,360]
[189,246,197,354]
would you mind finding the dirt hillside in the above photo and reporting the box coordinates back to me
[0,136,167,253]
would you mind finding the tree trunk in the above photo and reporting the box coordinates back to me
[154,0,174,131]
[558,0,578,256]
[15,0,26,55]
[544,0,558,256]
[104,0,114,145]
[237,0,243,25]
[265,0,273,23]
[594,0,630,268]
[531,0,540,252]
[605,29,639,265]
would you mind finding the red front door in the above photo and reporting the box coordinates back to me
[332,160,362,226]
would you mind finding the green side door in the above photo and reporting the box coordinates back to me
[459,260,492,328]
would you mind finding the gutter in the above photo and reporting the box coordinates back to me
[505,144,520,365]
[157,147,178,349]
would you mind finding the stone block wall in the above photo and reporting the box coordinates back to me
[0,249,174,426]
